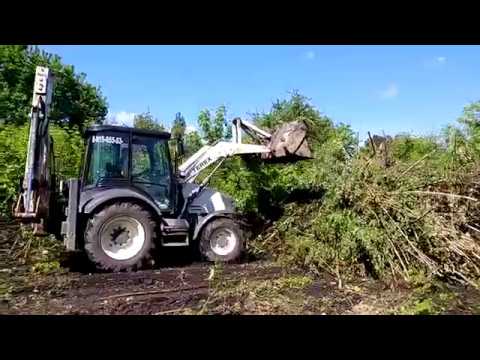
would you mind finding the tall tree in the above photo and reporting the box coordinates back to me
[133,111,165,131]
[198,105,230,144]
[455,100,480,158]
[171,112,186,140]
[0,45,108,133]
[184,130,203,156]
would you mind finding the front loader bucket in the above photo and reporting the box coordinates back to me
[262,121,313,162]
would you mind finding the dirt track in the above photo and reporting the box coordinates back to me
[2,262,286,315]
[1,220,479,315]
[0,260,380,315]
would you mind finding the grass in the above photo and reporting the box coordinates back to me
[392,278,458,315]
[189,264,318,315]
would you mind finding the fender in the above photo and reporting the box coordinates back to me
[81,187,165,217]
[192,210,240,241]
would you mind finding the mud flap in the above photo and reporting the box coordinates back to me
[262,121,312,162]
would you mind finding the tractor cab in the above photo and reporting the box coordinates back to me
[82,125,175,212]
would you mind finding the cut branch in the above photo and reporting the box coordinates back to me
[399,191,478,202]
[100,285,208,301]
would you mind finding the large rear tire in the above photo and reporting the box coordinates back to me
[84,202,156,272]
[199,218,244,262]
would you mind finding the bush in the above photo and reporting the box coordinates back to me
[209,92,356,216]
[0,123,84,217]
[0,124,29,216]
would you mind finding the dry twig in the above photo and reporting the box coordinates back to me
[100,285,208,301]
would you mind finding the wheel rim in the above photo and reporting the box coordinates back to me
[99,216,146,261]
[210,228,237,256]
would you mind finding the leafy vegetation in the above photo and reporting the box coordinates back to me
[197,105,231,144]
[133,111,165,131]
[0,45,104,216]
[2,45,480,294]
[245,96,480,287]
[0,45,107,131]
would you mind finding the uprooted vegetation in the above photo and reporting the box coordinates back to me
[207,94,480,290]
[250,152,480,287]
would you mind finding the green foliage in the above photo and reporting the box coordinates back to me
[0,124,29,216]
[199,94,480,287]
[0,123,83,217]
[171,112,186,140]
[184,130,203,157]
[0,45,108,131]
[458,100,480,135]
[275,275,313,289]
[50,126,84,180]
[196,271,317,315]
[0,45,106,217]
[395,279,457,315]
[198,105,230,144]
[456,100,480,158]
[390,134,439,162]
[254,120,480,285]
[208,92,355,215]
[2,41,480,292]
[31,260,61,275]
[133,111,164,131]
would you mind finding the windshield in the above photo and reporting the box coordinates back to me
[84,132,172,188]
[85,134,129,186]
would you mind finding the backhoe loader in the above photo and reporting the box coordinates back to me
[13,66,312,271]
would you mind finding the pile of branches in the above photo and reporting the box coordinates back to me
[253,140,480,288]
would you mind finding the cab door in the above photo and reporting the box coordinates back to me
[131,134,174,212]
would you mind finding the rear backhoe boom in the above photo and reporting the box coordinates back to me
[14,66,55,235]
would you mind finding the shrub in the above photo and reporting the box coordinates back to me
[0,123,84,217]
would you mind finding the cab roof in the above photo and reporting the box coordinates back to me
[85,125,171,139]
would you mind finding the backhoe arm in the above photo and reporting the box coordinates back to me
[14,66,55,233]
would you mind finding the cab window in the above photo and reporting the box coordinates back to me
[132,135,171,185]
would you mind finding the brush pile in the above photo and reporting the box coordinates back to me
[254,149,480,287]
[237,95,480,287]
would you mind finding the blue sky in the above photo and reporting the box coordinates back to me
[40,45,480,141]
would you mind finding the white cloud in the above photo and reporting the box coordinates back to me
[106,111,136,127]
[185,125,197,134]
[424,56,447,68]
[379,83,399,100]
[304,50,316,60]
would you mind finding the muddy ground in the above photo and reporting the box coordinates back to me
[1,220,479,315]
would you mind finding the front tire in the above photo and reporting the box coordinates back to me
[84,202,156,272]
[199,218,244,262]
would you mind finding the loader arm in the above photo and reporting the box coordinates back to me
[14,66,55,234]
[178,117,312,183]
[178,141,271,183]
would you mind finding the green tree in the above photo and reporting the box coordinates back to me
[0,123,84,216]
[184,130,203,156]
[133,111,165,131]
[171,112,186,141]
[0,45,108,132]
[208,92,354,214]
[457,100,480,158]
[458,100,480,134]
[198,105,230,144]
